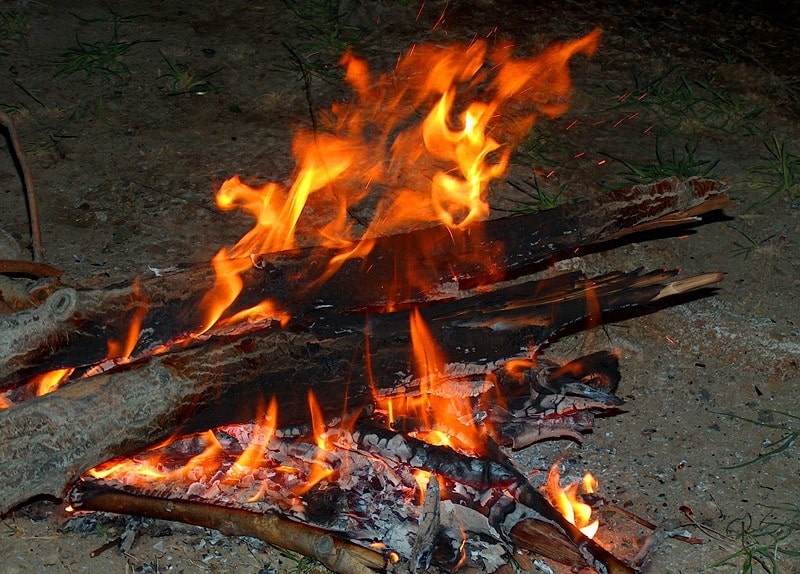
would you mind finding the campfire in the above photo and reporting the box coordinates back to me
[0,28,729,573]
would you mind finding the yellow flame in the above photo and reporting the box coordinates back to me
[32,368,75,397]
[195,30,600,331]
[544,464,599,539]
[227,397,278,481]
[293,391,334,495]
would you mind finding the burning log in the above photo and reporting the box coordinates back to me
[0,266,720,514]
[0,176,728,384]
[65,367,635,573]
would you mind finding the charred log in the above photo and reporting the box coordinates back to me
[0,268,718,514]
[1,177,728,383]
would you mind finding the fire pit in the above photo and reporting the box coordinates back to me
[1,25,733,574]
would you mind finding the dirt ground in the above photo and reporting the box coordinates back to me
[1,1,799,572]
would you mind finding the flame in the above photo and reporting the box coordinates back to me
[81,31,601,504]
[197,30,599,324]
[88,438,172,481]
[544,464,599,539]
[32,367,75,397]
[196,247,290,335]
[227,397,278,482]
[106,279,148,361]
[413,469,433,502]
[410,308,491,452]
[293,391,335,495]
[0,393,13,410]
[504,358,537,382]
[3,366,75,407]
[583,279,601,331]
[372,309,490,454]
[89,398,282,487]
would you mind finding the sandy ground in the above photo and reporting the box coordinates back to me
[1,1,798,572]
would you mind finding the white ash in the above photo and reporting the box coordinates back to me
[85,420,533,570]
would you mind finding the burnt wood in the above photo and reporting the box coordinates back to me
[1,176,728,384]
[0,177,729,517]
[0,267,719,514]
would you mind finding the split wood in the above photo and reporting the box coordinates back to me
[1,176,729,383]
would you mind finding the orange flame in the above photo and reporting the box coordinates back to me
[544,464,599,539]
[503,358,537,382]
[0,393,13,410]
[32,367,75,397]
[372,310,490,454]
[227,397,278,482]
[88,401,281,486]
[106,279,149,361]
[293,391,335,495]
[196,247,290,335]
[197,30,599,326]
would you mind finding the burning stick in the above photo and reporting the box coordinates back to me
[70,481,391,574]
[0,268,721,515]
[348,423,636,572]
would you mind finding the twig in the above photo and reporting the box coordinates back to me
[90,535,123,557]
[70,481,391,574]
[596,499,704,545]
[0,111,44,262]
[0,259,62,278]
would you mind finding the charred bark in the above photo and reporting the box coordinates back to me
[1,176,728,384]
[0,267,719,514]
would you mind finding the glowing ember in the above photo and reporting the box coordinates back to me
[544,464,600,539]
